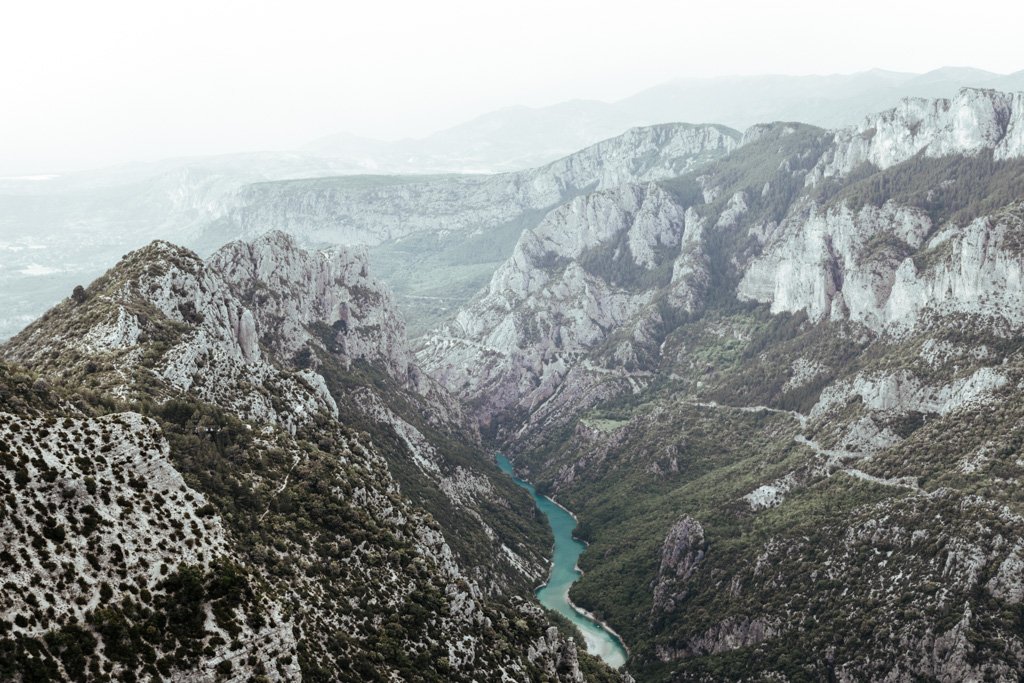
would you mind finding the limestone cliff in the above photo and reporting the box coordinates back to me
[418,181,700,429]
[808,87,1024,183]
[738,202,1024,332]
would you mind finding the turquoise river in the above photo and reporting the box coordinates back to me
[496,453,628,668]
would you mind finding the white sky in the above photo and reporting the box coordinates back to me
[2,0,1022,174]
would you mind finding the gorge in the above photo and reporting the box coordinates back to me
[5,85,1024,681]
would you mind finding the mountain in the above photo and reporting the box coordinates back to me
[0,122,739,344]
[7,78,1024,682]
[198,123,740,337]
[419,88,1024,680]
[0,232,628,681]
[0,152,380,342]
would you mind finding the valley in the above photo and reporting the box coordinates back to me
[4,84,1024,681]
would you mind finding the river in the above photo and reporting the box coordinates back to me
[496,453,628,669]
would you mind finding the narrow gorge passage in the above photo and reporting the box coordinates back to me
[496,453,629,669]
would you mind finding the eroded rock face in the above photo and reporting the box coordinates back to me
[987,542,1024,605]
[655,617,779,661]
[528,626,586,683]
[808,88,1024,183]
[418,182,699,428]
[652,517,706,613]
[738,201,933,327]
[812,367,1008,418]
[739,202,1024,332]
[209,230,412,380]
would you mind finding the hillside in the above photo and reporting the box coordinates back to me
[7,84,1024,682]
[0,233,627,681]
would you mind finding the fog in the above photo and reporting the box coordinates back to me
[3,0,1023,175]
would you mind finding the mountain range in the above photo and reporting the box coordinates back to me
[3,79,1024,680]
[304,67,1024,172]
[3,67,1024,342]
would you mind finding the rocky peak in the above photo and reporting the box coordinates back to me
[209,229,412,381]
[4,230,417,430]
[530,123,740,201]
[419,180,701,429]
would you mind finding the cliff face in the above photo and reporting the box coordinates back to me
[0,234,614,682]
[738,202,1024,332]
[418,181,696,430]
[208,231,413,380]
[808,87,1024,183]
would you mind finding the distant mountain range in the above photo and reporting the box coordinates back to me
[304,67,1024,173]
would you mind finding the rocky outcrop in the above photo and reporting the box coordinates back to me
[652,517,706,613]
[528,626,586,683]
[418,182,700,428]
[987,542,1024,604]
[808,88,1024,183]
[885,208,1024,328]
[812,367,1008,418]
[737,201,932,327]
[209,230,412,380]
[739,202,1024,332]
[655,617,779,661]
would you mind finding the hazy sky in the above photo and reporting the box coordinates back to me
[3,0,1023,174]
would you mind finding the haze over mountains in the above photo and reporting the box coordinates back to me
[2,67,1023,342]
[304,67,1024,173]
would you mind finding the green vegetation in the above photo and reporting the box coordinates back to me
[0,562,259,682]
[578,232,676,292]
[0,233,620,680]
[820,150,1024,228]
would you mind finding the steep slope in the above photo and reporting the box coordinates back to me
[807,87,1024,182]
[0,234,626,681]
[419,121,833,434]
[422,90,1024,680]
